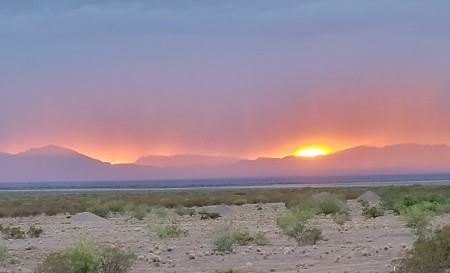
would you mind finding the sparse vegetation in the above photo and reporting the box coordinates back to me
[253,231,269,246]
[199,211,221,220]
[362,205,385,219]
[277,209,322,245]
[34,238,135,273]
[27,225,43,238]
[400,205,431,235]
[233,199,247,206]
[332,211,351,225]
[88,204,110,218]
[0,245,8,267]
[174,206,196,216]
[395,225,450,273]
[212,224,255,251]
[131,205,148,220]
[1,226,25,239]
[150,224,185,239]
[318,194,343,215]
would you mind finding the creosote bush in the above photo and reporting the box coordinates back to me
[27,225,43,238]
[395,225,450,273]
[362,205,385,219]
[150,224,185,239]
[213,224,255,252]
[131,205,148,220]
[174,206,196,216]
[253,232,269,246]
[277,209,322,245]
[0,244,9,267]
[1,226,25,239]
[34,238,135,273]
[400,205,431,236]
[332,211,351,226]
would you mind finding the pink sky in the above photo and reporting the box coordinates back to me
[2,1,450,163]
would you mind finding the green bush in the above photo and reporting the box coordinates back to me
[98,246,136,273]
[174,206,196,216]
[131,205,148,220]
[332,211,351,226]
[277,209,322,245]
[1,226,25,239]
[318,195,342,215]
[395,225,450,273]
[362,205,385,219]
[88,204,110,218]
[27,225,43,238]
[233,199,247,206]
[34,238,135,273]
[105,201,126,215]
[199,211,221,220]
[150,224,184,239]
[232,229,253,245]
[253,232,269,246]
[0,244,8,267]
[401,205,431,235]
[153,207,168,218]
[35,238,101,273]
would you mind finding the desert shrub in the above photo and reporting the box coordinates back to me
[253,232,269,246]
[88,204,110,218]
[174,206,196,216]
[213,269,247,273]
[232,229,253,245]
[277,209,322,245]
[98,246,136,273]
[332,211,351,225]
[27,225,43,238]
[285,194,318,212]
[174,206,188,216]
[395,225,450,273]
[2,226,25,239]
[0,245,8,267]
[318,195,342,215]
[35,238,101,273]
[34,238,135,273]
[233,199,247,206]
[401,205,431,235]
[362,205,385,219]
[131,205,148,220]
[213,232,235,252]
[105,201,126,215]
[199,211,221,220]
[153,207,167,218]
[150,224,184,239]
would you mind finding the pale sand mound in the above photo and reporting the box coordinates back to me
[71,212,109,223]
[356,191,381,203]
[211,204,234,215]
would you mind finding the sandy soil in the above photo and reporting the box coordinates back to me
[1,199,449,273]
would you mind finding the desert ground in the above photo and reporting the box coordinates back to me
[0,190,448,273]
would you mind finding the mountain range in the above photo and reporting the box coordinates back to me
[1,144,450,182]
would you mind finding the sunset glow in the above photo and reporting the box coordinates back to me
[296,146,332,158]
[1,1,450,165]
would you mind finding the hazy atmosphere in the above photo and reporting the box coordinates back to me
[2,0,450,163]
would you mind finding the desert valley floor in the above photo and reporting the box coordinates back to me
[1,198,448,273]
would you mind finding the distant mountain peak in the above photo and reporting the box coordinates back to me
[21,145,80,156]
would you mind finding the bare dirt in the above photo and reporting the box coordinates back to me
[1,199,448,273]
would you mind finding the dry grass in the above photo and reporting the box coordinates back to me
[0,185,449,218]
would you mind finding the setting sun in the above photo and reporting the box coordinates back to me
[295,145,331,158]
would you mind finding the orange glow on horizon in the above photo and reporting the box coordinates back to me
[295,145,333,158]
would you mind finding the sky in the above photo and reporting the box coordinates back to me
[2,0,450,163]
